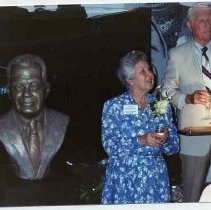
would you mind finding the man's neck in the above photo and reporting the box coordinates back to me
[13,108,45,125]
[194,38,211,47]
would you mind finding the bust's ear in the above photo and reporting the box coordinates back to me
[7,85,11,98]
[45,82,50,98]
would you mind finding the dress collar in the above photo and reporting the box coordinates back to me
[127,91,155,105]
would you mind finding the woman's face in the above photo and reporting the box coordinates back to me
[128,60,154,93]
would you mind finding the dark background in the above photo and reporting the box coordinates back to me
[0,5,151,164]
[0,5,182,205]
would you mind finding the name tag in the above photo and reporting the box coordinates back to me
[123,105,138,115]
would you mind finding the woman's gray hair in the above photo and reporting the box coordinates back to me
[7,54,47,83]
[187,2,211,22]
[117,50,148,88]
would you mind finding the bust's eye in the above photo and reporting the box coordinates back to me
[30,82,40,90]
[13,83,23,91]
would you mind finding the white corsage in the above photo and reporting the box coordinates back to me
[150,85,170,117]
[150,99,169,117]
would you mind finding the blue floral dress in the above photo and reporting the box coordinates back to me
[101,91,179,204]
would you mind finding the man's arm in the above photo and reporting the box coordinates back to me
[162,50,208,109]
[161,49,186,109]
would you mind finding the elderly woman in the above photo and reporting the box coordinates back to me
[101,50,179,204]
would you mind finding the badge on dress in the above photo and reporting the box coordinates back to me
[123,105,138,115]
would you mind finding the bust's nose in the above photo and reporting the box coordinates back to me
[23,85,31,97]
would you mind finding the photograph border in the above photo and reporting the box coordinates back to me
[0,0,210,209]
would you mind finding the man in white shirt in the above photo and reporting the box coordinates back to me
[162,2,211,202]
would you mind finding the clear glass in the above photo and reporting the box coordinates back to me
[203,93,211,120]
[155,124,165,136]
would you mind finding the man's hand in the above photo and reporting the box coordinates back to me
[185,90,209,106]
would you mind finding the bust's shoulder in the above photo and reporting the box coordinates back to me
[46,108,68,118]
[46,108,69,126]
[0,109,13,125]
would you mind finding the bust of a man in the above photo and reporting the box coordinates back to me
[0,54,69,180]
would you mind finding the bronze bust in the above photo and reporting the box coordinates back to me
[0,54,69,180]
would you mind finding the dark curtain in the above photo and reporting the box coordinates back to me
[0,5,151,164]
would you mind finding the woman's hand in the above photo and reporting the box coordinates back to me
[138,129,168,147]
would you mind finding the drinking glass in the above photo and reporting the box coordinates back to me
[155,124,165,136]
[203,93,211,120]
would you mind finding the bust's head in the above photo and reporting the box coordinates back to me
[7,54,50,119]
